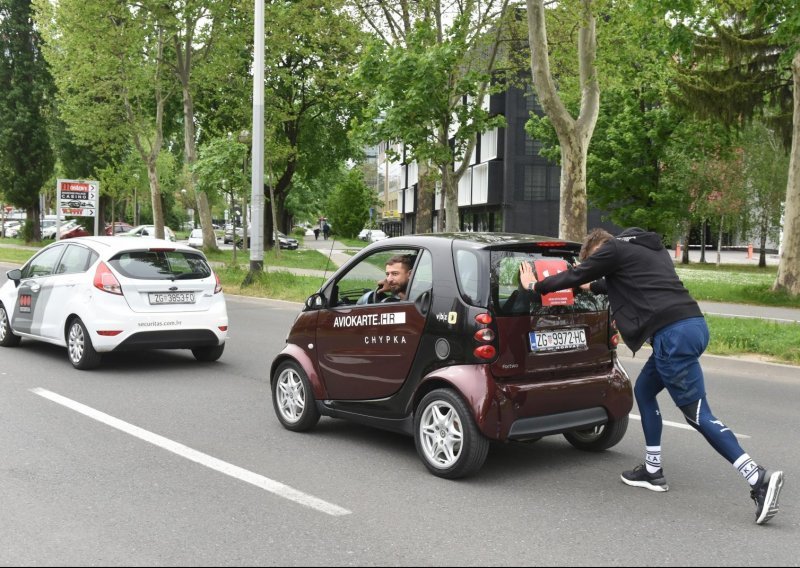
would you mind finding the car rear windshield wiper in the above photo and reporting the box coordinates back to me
[172,271,210,280]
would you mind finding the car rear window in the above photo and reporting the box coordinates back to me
[108,250,212,280]
[489,248,608,316]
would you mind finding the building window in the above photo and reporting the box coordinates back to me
[523,165,547,201]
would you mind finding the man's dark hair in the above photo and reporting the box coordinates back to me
[387,254,414,272]
[579,228,614,261]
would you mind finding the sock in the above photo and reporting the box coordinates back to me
[645,446,662,474]
[734,454,761,486]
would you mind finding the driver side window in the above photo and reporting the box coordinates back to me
[332,248,418,307]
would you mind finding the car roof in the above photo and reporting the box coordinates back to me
[48,236,199,258]
[360,232,581,252]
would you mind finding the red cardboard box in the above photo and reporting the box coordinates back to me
[533,259,574,306]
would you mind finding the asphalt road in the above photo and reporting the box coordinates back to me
[0,283,797,566]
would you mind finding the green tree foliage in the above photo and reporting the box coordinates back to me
[261,0,366,236]
[740,121,789,267]
[0,0,55,240]
[35,0,177,240]
[657,0,800,293]
[325,168,379,238]
[354,0,511,232]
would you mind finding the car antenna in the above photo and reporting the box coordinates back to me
[319,234,336,289]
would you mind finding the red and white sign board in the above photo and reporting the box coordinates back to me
[57,179,99,217]
[533,259,575,306]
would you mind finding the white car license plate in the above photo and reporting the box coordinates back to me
[529,328,587,352]
[148,292,195,305]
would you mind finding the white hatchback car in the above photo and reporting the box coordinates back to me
[0,237,228,369]
[187,228,204,248]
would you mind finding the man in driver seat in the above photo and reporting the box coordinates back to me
[358,254,414,304]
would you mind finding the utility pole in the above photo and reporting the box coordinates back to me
[248,0,265,277]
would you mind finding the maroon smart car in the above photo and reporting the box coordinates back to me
[270,233,632,478]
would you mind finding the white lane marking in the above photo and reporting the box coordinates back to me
[630,413,750,439]
[31,388,351,517]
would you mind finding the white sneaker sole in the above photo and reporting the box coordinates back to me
[756,470,784,525]
[621,475,669,492]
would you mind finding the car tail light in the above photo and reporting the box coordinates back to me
[218,325,228,332]
[475,313,492,325]
[474,328,495,342]
[148,247,175,252]
[473,345,497,359]
[473,312,498,361]
[96,330,123,336]
[609,318,620,349]
[93,262,122,295]
[214,272,222,294]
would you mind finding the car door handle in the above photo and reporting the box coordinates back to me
[414,290,432,316]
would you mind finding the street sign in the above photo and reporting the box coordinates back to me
[57,179,99,218]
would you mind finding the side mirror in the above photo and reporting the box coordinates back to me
[304,293,325,311]
[6,268,22,288]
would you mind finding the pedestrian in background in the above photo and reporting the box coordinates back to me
[313,226,320,240]
[322,222,330,240]
[519,227,784,525]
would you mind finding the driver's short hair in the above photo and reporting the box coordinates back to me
[386,254,414,272]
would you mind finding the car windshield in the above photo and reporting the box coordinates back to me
[108,250,212,280]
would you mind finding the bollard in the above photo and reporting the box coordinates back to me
[675,243,682,259]
[747,243,753,259]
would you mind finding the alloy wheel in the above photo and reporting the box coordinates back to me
[418,400,463,469]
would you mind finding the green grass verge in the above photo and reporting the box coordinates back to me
[216,266,320,302]
[203,247,334,271]
[706,315,800,365]
[677,264,800,308]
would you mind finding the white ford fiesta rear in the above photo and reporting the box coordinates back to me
[0,236,228,370]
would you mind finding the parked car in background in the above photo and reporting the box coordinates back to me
[223,226,244,245]
[270,233,631,479]
[121,225,176,242]
[105,221,134,236]
[277,231,299,250]
[40,219,58,239]
[3,220,22,238]
[59,221,91,240]
[0,236,227,369]
[187,228,205,249]
[359,229,389,243]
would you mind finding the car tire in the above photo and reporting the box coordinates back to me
[67,317,102,370]
[0,304,21,347]
[271,361,320,432]
[563,415,629,451]
[414,389,489,479]
[191,343,225,362]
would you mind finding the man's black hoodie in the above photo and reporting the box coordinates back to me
[533,228,703,352]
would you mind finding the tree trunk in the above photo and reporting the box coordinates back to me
[682,221,690,264]
[700,219,707,263]
[416,162,434,234]
[773,49,800,296]
[527,0,599,242]
[146,158,164,235]
[759,224,767,268]
[716,215,723,267]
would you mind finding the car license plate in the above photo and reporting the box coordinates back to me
[529,328,587,352]
[148,292,195,305]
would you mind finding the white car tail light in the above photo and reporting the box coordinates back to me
[93,262,123,295]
